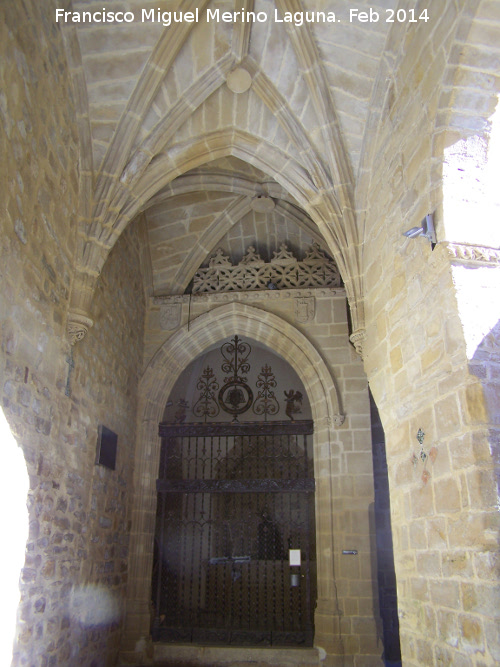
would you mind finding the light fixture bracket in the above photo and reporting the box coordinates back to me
[403,213,436,244]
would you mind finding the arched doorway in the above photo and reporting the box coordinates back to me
[123,302,383,665]
[151,335,317,646]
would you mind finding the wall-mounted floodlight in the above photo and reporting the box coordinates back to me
[403,213,436,244]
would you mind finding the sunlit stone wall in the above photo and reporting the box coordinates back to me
[0,3,146,665]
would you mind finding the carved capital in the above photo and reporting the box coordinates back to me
[67,312,94,345]
[332,414,345,427]
[349,328,366,358]
[446,242,500,266]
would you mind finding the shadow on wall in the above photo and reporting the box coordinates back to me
[0,409,29,667]
[369,391,402,664]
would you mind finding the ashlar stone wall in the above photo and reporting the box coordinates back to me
[1,3,146,665]
[361,3,500,665]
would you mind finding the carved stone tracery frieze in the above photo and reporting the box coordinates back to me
[446,242,500,266]
[192,243,342,294]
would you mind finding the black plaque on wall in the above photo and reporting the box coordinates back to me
[96,425,118,470]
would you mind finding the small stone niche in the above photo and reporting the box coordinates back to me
[95,425,118,470]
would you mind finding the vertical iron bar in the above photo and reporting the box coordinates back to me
[287,490,292,632]
[180,438,190,626]
[155,479,166,626]
[263,495,268,630]
[225,435,228,481]
[278,482,285,634]
[286,435,292,632]
[213,494,221,627]
[197,492,204,628]
[297,491,303,630]
[238,496,244,630]
[304,434,312,631]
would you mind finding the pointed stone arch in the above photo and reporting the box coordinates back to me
[122,301,345,660]
[67,129,360,342]
[68,130,365,344]
[126,131,364,336]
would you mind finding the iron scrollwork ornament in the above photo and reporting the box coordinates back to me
[220,335,251,381]
[253,364,279,420]
[218,335,253,421]
[193,367,220,421]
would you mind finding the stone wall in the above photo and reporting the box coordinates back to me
[361,2,500,665]
[0,3,146,665]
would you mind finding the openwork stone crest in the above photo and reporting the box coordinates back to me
[193,243,341,293]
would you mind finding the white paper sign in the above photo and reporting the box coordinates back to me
[289,549,301,566]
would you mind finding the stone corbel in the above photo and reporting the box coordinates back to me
[67,312,94,345]
[349,328,366,358]
[332,413,345,427]
[316,414,345,429]
[67,266,100,345]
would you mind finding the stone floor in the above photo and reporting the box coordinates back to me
[131,643,403,666]
[149,645,321,667]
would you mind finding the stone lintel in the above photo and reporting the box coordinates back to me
[152,286,345,306]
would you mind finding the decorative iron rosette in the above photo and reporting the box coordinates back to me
[218,380,253,419]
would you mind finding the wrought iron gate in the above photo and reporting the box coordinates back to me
[152,420,316,646]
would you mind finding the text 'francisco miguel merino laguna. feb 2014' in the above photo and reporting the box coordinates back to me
[55,7,431,27]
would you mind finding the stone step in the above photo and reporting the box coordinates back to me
[152,644,321,667]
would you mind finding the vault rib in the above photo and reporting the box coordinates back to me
[232,0,254,62]
[99,54,236,231]
[92,0,211,219]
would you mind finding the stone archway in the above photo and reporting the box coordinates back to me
[120,301,366,663]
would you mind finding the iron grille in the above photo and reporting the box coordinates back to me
[152,420,316,647]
